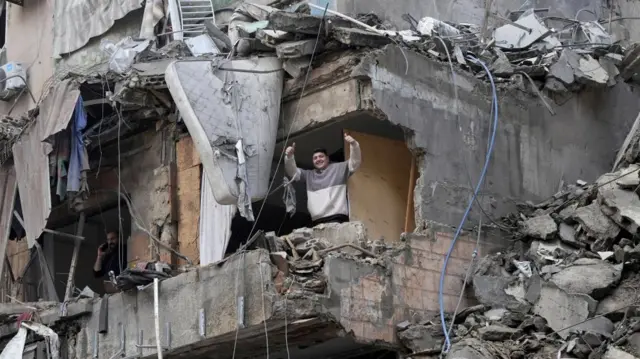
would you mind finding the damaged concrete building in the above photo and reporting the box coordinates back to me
[3,0,640,358]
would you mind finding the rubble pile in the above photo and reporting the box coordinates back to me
[396,163,640,358]
[203,4,635,105]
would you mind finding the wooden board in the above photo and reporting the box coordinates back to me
[345,131,415,242]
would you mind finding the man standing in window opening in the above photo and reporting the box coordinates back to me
[284,132,361,226]
[93,230,125,293]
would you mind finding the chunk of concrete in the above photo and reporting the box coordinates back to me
[603,347,639,359]
[276,39,324,59]
[597,280,640,320]
[521,214,557,240]
[472,275,531,313]
[490,49,514,77]
[396,325,443,353]
[527,240,574,267]
[533,283,597,339]
[268,11,322,34]
[570,316,614,337]
[598,171,640,235]
[445,338,493,359]
[626,332,640,357]
[571,202,620,240]
[332,27,391,47]
[558,223,580,247]
[256,29,294,47]
[575,54,609,87]
[283,56,311,78]
[477,325,520,341]
[599,56,620,87]
[548,49,580,86]
[549,258,622,299]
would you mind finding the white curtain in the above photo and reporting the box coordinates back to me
[199,170,236,266]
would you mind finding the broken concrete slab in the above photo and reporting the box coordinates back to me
[472,275,531,313]
[283,56,311,78]
[603,347,639,359]
[597,278,640,320]
[276,39,324,59]
[549,258,622,299]
[616,165,640,189]
[597,169,640,235]
[548,49,580,86]
[477,325,519,341]
[533,282,597,339]
[396,325,444,353]
[572,202,620,240]
[445,338,493,359]
[575,55,609,87]
[599,56,620,87]
[570,316,614,338]
[332,27,391,47]
[558,223,580,247]
[256,29,294,47]
[490,49,514,78]
[268,11,323,34]
[521,214,557,240]
[236,2,276,21]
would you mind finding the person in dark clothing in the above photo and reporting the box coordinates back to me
[93,231,126,293]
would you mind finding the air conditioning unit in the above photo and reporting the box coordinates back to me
[0,62,27,101]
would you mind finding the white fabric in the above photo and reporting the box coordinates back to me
[0,327,26,359]
[199,170,236,266]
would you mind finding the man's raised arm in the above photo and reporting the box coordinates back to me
[284,143,301,180]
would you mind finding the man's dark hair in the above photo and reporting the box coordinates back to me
[312,148,328,156]
[107,230,119,237]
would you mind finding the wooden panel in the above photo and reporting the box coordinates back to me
[5,239,29,301]
[346,131,414,242]
[176,136,202,171]
[176,165,201,266]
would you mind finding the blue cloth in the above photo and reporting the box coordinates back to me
[67,96,87,192]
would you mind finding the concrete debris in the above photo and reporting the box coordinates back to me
[477,325,520,341]
[572,202,620,240]
[268,11,323,34]
[548,258,622,299]
[283,56,311,78]
[331,27,392,47]
[521,214,558,240]
[276,39,324,58]
[416,17,460,37]
[603,347,639,359]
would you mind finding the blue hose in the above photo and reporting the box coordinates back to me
[438,55,499,353]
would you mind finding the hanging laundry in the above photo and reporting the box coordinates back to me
[48,132,70,201]
[67,96,90,207]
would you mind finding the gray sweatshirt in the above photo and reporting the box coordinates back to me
[284,143,361,221]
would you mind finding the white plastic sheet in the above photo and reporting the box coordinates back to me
[0,322,59,359]
[199,170,236,266]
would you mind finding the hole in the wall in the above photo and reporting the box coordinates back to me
[224,113,417,254]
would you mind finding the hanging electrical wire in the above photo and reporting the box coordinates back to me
[438,54,499,354]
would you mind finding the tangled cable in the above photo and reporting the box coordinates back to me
[438,54,499,354]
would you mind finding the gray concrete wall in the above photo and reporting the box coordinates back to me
[71,249,274,359]
[359,46,640,229]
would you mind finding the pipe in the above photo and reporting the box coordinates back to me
[154,278,163,359]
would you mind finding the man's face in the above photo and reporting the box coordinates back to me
[106,232,118,250]
[312,151,329,170]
